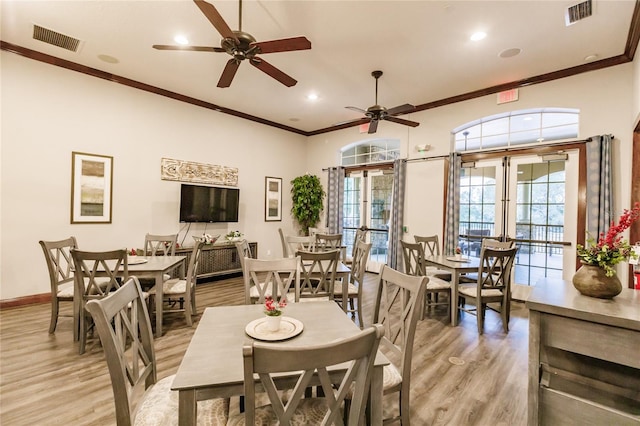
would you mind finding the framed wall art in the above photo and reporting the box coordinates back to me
[71,152,113,224]
[265,176,282,222]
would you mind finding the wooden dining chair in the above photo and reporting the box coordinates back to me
[140,233,178,286]
[345,265,427,425]
[39,237,79,335]
[314,233,342,251]
[242,256,300,305]
[86,277,229,426]
[458,246,518,334]
[344,227,368,265]
[226,324,384,426]
[148,240,203,327]
[414,234,451,280]
[285,234,316,258]
[235,239,253,272]
[70,248,129,355]
[333,240,372,328]
[296,249,340,302]
[400,240,451,318]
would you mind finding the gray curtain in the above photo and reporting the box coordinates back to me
[326,167,344,234]
[586,134,613,239]
[388,159,406,269]
[444,153,461,255]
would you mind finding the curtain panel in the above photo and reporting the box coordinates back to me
[586,134,613,239]
[388,159,406,269]
[444,153,461,255]
[326,167,345,234]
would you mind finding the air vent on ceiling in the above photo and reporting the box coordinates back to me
[565,0,593,26]
[33,24,81,52]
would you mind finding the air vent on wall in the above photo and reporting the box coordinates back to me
[565,0,593,26]
[33,24,81,52]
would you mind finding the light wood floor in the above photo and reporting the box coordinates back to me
[0,273,529,425]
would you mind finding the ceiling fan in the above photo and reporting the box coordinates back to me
[344,70,420,134]
[153,0,311,88]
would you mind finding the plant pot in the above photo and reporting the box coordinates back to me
[265,315,282,331]
[572,264,622,299]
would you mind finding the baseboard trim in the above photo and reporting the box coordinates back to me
[0,293,51,309]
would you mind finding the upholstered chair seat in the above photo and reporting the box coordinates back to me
[133,375,229,426]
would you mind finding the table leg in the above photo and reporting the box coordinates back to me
[178,389,197,426]
[341,272,349,314]
[451,270,460,326]
[154,271,163,338]
[369,364,383,425]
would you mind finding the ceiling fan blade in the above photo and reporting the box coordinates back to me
[386,103,416,116]
[193,0,238,42]
[217,59,241,88]
[384,116,420,127]
[368,119,379,134]
[250,57,297,87]
[251,36,312,54]
[152,45,225,52]
[345,106,367,114]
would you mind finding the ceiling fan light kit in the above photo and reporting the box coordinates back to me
[153,0,311,88]
[343,70,420,134]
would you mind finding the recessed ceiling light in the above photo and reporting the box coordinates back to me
[470,32,486,41]
[499,48,521,58]
[584,54,598,62]
[307,93,318,101]
[174,35,189,45]
[97,54,119,64]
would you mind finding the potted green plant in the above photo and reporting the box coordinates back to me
[290,174,325,236]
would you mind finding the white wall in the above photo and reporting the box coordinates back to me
[1,52,307,300]
[2,52,636,300]
[307,63,635,283]
[634,51,640,127]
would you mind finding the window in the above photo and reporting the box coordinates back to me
[453,108,579,152]
[341,139,400,166]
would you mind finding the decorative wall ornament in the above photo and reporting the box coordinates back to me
[161,158,238,186]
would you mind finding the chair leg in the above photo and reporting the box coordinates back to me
[502,302,510,333]
[400,389,410,426]
[477,303,485,335]
[355,298,364,329]
[79,313,87,355]
[49,298,59,334]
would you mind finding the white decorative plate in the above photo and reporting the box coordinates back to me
[446,256,469,262]
[245,316,304,341]
[128,257,148,265]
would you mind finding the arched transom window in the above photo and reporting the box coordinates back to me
[453,108,579,152]
[341,138,400,166]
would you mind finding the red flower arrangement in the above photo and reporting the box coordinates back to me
[576,202,640,277]
[264,296,286,317]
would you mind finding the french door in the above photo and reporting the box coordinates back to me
[458,151,578,299]
[343,170,394,273]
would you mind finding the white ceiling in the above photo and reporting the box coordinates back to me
[1,0,636,134]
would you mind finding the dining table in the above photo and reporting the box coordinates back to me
[172,301,389,426]
[423,254,481,326]
[126,255,186,337]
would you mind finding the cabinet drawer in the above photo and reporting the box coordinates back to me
[541,313,640,369]
[540,387,640,425]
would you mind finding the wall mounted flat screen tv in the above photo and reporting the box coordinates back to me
[179,184,239,223]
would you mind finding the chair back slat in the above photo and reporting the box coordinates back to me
[86,278,156,426]
[400,241,427,276]
[314,233,342,252]
[243,324,384,426]
[242,257,300,304]
[144,233,177,257]
[296,249,339,301]
[374,266,427,392]
[40,237,78,293]
[285,235,315,257]
[414,235,441,256]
